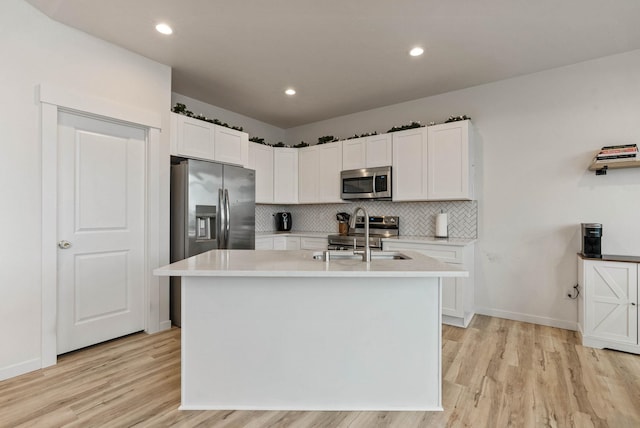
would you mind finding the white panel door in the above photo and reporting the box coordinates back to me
[273,148,298,204]
[57,112,146,354]
[175,114,215,160]
[342,138,366,170]
[584,261,638,345]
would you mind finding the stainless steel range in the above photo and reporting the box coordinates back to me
[327,215,399,250]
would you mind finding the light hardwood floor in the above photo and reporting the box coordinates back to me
[1,315,639,427]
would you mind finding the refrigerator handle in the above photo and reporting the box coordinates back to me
[217,188,225,249]
[224,188,231,247]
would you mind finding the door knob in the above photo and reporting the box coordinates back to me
[58,240,72,249]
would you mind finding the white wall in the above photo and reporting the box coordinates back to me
[0,0,172,379]
[171,93,286,145]
[287,50,640,329]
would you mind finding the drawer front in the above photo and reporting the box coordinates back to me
[255,237,274,250]
[383,241,463,264]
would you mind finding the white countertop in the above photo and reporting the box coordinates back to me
[154,249,468,278]
[256,231,476,246]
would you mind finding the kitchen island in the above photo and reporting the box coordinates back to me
[154,249,467,411]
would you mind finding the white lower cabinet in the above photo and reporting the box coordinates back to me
[300,237,328,250]
[273,236,301,250]
[578,258,639,354]
[383,241,475,327]
[255,236,275,250]
[256,235,328,251]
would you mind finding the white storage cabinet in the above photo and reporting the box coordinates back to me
[170,112,249,167]
[298,142,343,204]
[273,148,298,204]
[248,142,274,203]
[392,120,474,202]
[383,240,475,327]
[342,134,392,170]
[578,257,639,354]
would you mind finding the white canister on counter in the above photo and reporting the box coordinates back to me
[435,212,448,238]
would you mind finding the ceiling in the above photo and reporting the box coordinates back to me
[26,0,640,129]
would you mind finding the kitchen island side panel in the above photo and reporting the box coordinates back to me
[181,275,442,411]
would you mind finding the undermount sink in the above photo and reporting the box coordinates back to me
[312,250,412,261]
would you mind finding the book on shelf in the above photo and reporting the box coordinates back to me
[594,154,638,163]
[600,143,637,150]
[598,147,638,156]
[597,153,637,160]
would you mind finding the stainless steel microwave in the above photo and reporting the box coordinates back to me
[340,166,392,200]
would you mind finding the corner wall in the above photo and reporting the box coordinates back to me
[286,50,640,330]
[0,0,172,380]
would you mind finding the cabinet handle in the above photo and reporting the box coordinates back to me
[632,302,637,306]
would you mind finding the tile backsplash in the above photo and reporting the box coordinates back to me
[256,200,477,238]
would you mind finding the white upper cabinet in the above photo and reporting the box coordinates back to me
[427,120,473,200]
[392,127,429,201]
[171,113,215,160]
[214,126,249,167]
[342,134,392,170]
[273,148,298,204]
[342,138,367,170]
[170,112,249,167]
[299,142,343,204]
[365,134,393,168]
[248,142,274,203]
[392,121,474,202]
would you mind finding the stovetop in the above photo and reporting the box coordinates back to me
[328,215,399,248]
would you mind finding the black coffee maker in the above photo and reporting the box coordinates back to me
[275,212,292,232]
[581,223,602,258]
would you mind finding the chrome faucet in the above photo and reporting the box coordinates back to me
[349,206,371,262]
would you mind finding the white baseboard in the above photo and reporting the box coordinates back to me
[474,307,578,331]
[159,320,172,332]
[0,358,41,382]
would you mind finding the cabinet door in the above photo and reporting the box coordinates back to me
[273,236,300,250]
[584,260,638,345]
[342,138,366,170]
[255,236,274,250]
[273,148,298,204]
[300,237,328,250]
[298,146,319,203]
[427,121,471,200]
[214,126,249,167]
[366,134,392,167]
[248,143,274,204]
[318,142,343,203]
[173,114,215,160]
[392,128,428,201]
[383,240,473,324]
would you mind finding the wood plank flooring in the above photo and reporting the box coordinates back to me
[1,315,639,427]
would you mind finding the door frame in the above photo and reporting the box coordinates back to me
[39,84,166,367]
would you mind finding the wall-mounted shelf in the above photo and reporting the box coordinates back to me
[589,157,640,175]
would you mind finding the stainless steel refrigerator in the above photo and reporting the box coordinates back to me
[170,158,255,326]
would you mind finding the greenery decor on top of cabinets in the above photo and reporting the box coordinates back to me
[170,112,249,167]
[392,120,474,201]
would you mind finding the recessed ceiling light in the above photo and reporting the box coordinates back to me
[155,23,173,35]
[285,88,296,96]
[409,47,424,57]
